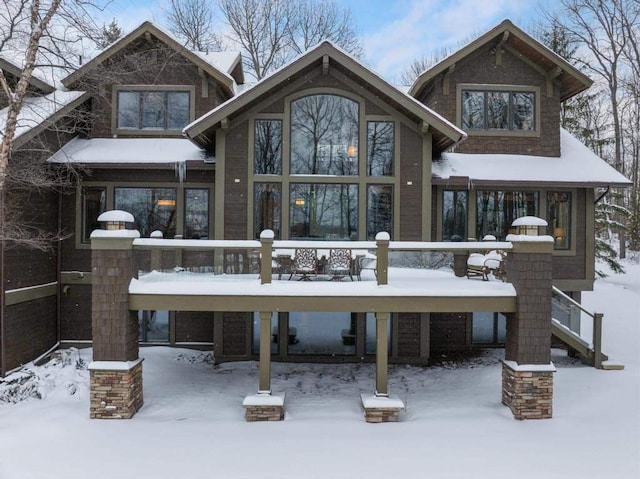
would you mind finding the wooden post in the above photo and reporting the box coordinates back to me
[375,312,390,397]
[258,311,273,393]
[593,313,603,369]
[260,230,274,285]
[375,232,390,286]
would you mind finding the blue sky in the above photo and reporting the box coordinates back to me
[102,0,555,83]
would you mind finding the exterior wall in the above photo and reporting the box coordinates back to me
[430,313,471,353]
[419,43,561,157]
[399,125,424,240]
[71,37,225,140]
[224,120,249,239]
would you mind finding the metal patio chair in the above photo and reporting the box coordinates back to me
[327,248,353,281]
[289,248,318,281]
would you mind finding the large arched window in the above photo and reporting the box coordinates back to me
[290,95,359,175]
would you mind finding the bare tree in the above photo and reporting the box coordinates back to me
[163,0,223,52]
[218,0,362,81]
[0,0,106,249]
[290,0,362,57]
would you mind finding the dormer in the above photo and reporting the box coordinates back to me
[410,20,592,157]
[61,21,243,140]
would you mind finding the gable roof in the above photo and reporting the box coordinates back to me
[61,21,237,97]
[1,90,90,149]
[184,41,466,152]
[197,51,244,85]
[0,55,56,93]
[433,128,631,188]
[409,19,593,102]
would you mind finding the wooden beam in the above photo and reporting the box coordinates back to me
[375,312,390,396]
[322,54,330,75]
[442,64,455,96]
[198,67,209,98]
[258,311,273,393]
[220,117,229,132]
[495,31,510,65]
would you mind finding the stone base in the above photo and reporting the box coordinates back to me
[502,360,554,420]
[243,393,285,421]
[361,394,405,423]
[89,359,144,419]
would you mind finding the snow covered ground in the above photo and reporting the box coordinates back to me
[0,259,638,479]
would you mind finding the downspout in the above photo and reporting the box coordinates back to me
[56,190,62,348]
[1,187,6,377]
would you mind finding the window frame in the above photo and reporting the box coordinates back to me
[247,89,400,240]
[76,181,213,249]
[456,84,540,137]
[111,85,196,136]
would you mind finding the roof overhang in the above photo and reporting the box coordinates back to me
[184,41,466,152]
[61,21,236,97]
[432,128,631,188]
[0,56,55,93]
[409,19,593,102]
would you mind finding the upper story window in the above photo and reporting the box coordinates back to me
[367,121,394,176]
[290,94,358,175]
[461,89,535,132]
[254,119,282,174]
[117,89,191,131]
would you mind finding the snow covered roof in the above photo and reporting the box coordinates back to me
[433,128,631,187]
[0,54,56,92]
[48,137,211,165]
[196,51,243,82]
[0,90,89,147]
[184,41,466,152]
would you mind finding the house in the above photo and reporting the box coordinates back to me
[0,20,630,421]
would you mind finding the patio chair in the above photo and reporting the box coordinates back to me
[289,248,318,281]
[327,248,353,281]
[466,250,506,281]
[356,255,377,280]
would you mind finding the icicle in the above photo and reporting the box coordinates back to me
[174,161,187,183]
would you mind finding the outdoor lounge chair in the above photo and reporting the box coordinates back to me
[357,255,377,280]
[289,248,318,280]
[327,248,354,280]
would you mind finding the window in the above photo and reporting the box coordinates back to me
[462,89,535,131]
[117,90,190,131]
[254,183,281,239]
[254,120,282,174]
[476,190,538,240]
[288,312,356,355]
[442,190,467,241]
[138,310,170,342]
[472,312,506,344]
[367,121,394,176]
[114,187,177,238]
[184,188,209,239]
[547,191,571,249]
[367,185,392,240]
[290,95,359,175]
[289,184,358,239]
[82,186,106,243]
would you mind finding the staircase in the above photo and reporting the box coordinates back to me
[551,287,623,370]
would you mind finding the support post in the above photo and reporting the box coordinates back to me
[375,312,389,397]
[243,309,285,421]
[260,230,274,285]
[89,212,143,419]
[593,313,603,369]
[375,232,389,286]
[502,234,555,419]
[258,311,272,393]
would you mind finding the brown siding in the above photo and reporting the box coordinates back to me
[420,43,560,157]
[222,312,249,356]
[72,37,226,139]
[4,297,57,370]
[396,313,421,357]
[175,312,214,342]
[430,312,470,353]
[553,189,587,279]
[399,124,423,240]
[225,121,249,239]
[61,284,92,340]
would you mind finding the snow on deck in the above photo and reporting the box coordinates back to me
[130,267,516,298]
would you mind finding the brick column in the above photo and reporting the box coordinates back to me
[502,236,555,419]
[89,226,143,419]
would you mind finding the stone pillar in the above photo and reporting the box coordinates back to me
[89,220,143,419]
[502,235,555,419]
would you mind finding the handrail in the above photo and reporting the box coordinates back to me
[552,286,595,319]
[133,238,261,250]
[389,241,512,251]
